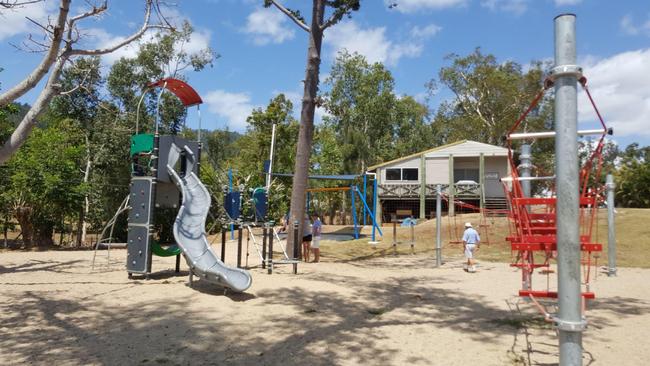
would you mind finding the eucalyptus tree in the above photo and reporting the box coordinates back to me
[430,48,551,146]
[324,51,398,173]
[264,0,360,254]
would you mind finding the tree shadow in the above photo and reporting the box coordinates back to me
[0,267,525,365]
[0,259,85,274]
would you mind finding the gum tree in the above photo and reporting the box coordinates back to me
[264,0,360,255]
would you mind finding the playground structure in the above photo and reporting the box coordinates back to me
[501,14,611,365]
[273,172,384,244]
[112,78,251,292]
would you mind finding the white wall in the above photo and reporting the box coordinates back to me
[425,157,449,184]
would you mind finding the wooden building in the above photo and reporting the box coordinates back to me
[367,140,510,222]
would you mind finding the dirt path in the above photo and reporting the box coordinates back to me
[1,249,648,365]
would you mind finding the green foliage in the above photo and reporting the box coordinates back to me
[431,48,551,146]
[323,51,433,172]
[615,143,650,208]
[107,21,216,134]
[7,118,87,246]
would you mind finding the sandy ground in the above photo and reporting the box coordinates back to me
[1,242,649,366]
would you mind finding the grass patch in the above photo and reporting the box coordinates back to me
[319,209,650,268]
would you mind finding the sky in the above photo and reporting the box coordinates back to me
[0,0,649,149]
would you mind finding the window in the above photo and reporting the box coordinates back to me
[454,169,480,183]
[402,168,419,181]
[385,168,419,181]
[386,169,401,181]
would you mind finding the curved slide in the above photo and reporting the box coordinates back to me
[167,145,252,292]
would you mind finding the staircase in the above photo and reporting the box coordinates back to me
[483,197,508,216]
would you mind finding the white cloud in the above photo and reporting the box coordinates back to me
[242,7,295,46]
[325,21,434,66]
[578,49,650,138]
[620,14,650,37]
[0,1,54,41]
[554,0,582,5]
[385,0,467,13]
[410,24,442,39]
[204,89,258,130]
[480,0,528,15]
[326,22,391,64]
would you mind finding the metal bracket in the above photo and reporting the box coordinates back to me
[552,316,588,332]
[549,64,583,80]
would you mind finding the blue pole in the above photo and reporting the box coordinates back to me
[363,175,367,226]
[372,177,378,241]
[355,184,383,238]
[229,168,234,240]
[350,186,358,239]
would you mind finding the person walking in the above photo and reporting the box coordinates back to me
[462,222,480,273]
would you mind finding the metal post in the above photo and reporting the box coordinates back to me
[520,144,532,199]
[372,174,378,242]
[606,174,617,276]
[292,221,299,274]
[449,154,455,216]
[267,225,274,274]
[237,224,243,269]
[392,220,397,255]
[436,184,442,267]
[410,222,415,254]
[553,13,584,366]
[351,186,358,239]
[363,174,367,226]
[479,153,485,211]
[221,225,226,262]
[229,169,234,240]
[266,124,276,190]
[262,225,268,269]
[420,155,426,219]
[520,143,533,291]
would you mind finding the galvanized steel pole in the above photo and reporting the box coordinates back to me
[519,144,532,199]
[435,184,442,267]
[606,174,617,276]
[520,143,533,290]
[553,13,584,366]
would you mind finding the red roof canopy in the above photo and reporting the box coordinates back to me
[148,78,203,107]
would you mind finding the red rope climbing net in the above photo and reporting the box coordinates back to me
[503,76,608,300]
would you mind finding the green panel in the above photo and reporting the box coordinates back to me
[151,242,182,257]
[130,134,154,156]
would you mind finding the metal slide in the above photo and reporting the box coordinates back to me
[167,144,252,292]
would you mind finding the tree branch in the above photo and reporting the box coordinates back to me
[321,2,359,31]
[0,0,43,9]
[0,56,66,164]
[66,0,172,56]
[0,0,70,107]
[267,0,309,33]
[66,0,108,42]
